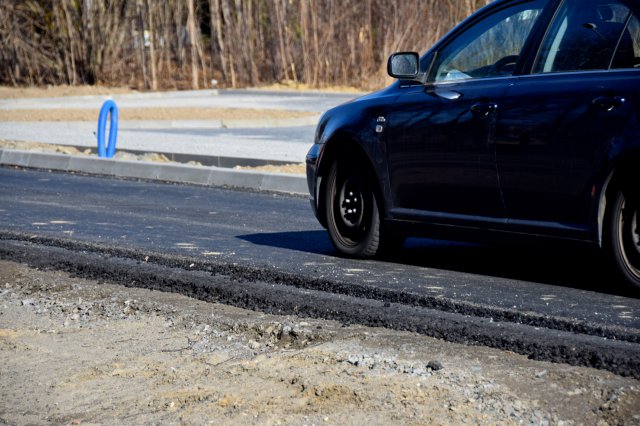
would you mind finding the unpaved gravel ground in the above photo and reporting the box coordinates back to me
[0,84,362,99]
[234,163,305,174]
[0,108,316,122]
[0,139,305,173]
[0,84,311,173]
[0,86,133,99]
[0,140,179,164]
[1,260,639,425]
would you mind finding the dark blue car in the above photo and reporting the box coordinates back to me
[306,0,640,289]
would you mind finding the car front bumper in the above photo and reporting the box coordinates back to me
[305,143,325,226]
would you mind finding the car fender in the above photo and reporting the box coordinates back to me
[312,88,402,225]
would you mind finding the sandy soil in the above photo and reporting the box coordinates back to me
[0,84,319,122]
[0,108,316,122]
[0,85,133,99]
[254,81,366,94]
[235,163,306,174]
[0,140,172,163]
[0,140,91,156]
[0,260,638,425]
[0,140,307,173]
[0,83,363,99]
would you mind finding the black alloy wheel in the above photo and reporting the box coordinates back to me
[325,161,381,257]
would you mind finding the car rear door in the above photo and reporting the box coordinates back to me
[496,0,640,239]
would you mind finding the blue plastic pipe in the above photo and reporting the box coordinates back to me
[97,100,119,158]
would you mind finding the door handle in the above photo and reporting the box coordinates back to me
[471,102,498,119]
[435,88,462,100]
[593,96,625,112]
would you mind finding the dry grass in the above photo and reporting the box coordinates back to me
[252,81,367,94]
[0,139,304,174]
[234,163,305,174]
[0,107,317,122]
[0,85,133,99]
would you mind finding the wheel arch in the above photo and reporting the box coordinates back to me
[597,151,640,247]
[315,134,385,229]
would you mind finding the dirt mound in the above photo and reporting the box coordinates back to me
[1,260,638,424]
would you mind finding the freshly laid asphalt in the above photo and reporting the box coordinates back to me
[1,89,639,377]
[1,168,639,378]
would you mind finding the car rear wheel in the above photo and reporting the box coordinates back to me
[606,187,640,289]
[325,161,381,257]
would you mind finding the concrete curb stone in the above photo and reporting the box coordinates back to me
[0,148,307,195]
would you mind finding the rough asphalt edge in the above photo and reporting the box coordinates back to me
[0,231,636,343]
[0,149,307,195]
[0,238,638,379]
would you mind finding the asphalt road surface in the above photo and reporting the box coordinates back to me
[1,167,639,376]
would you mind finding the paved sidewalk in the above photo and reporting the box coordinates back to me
[0,89,357,193]
[0,89,356,163]
[0,121,315,163]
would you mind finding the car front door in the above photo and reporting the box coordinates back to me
[385,0,548,223]
[496,0,640,238]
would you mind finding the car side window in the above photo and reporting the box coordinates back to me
[432,1,547,83]
[611,11,640,69]
[534,0,639,73]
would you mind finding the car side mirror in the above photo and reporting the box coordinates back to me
[387,52,419,80]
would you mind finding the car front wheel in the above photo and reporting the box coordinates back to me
[324,161,381,257]
[607,187,640,289]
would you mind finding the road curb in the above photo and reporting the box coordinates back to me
[0,148,307,195]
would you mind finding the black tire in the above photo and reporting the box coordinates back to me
[324,161,382,257]
[606,187,640,289]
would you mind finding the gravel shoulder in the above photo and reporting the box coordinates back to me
[0,84,314,172]
[0,108,316,122]
[0,139,306,173]
[1,260,638,425]
[0,85,133,99]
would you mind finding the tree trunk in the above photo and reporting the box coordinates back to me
[195,23,208,88]
[186,0,199,89]
[273,0,290,82]
[242,0,258,85]
[300,0,311,84]
[209,0,228,82]
[175,0,186,69]
[310,0,319,86]
[61,0,77,85]
[220,0,236,87]
[135,0,149,89]
[145,0,158,90]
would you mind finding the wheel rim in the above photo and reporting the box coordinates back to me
[617,195,640,278]
[332,174,370,245]
[338,178,364,230]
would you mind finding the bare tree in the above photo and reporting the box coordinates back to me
[186,0,198,88]
[209,0,228,82]
[135,0,149,89]
[0,0,483,90]
[146,0,158,90]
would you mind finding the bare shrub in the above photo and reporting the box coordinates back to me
[0,0,488,90]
